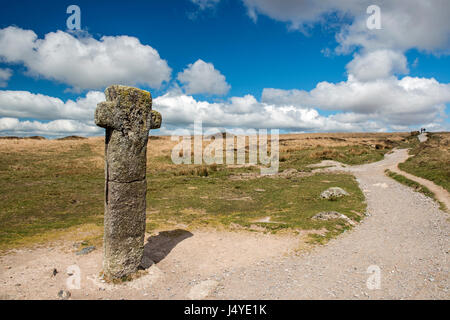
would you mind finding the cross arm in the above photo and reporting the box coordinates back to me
[95,101,119,129]
[149,110,162,130]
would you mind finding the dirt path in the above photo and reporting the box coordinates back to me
[214,150,449,299]
[0,230,304,300]
[0,150,448,300]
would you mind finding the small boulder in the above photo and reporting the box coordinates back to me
[312,211,355,226]
[279,168,298,177]
[320,187,349,199]
[57,290,71,300]
[76,246,96,256]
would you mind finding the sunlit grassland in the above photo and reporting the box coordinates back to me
[0,132,411,250]
[398,132,450,193]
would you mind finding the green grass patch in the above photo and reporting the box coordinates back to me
[147,170,366,242]
[398,133,450,192]
[0,138,381,250]
[0,143,104,248]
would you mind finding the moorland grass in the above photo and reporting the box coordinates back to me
[0,133,411,249]
[0,142,104,249]
[398,132,450,193]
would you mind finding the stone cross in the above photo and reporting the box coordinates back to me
[95,85,161,279]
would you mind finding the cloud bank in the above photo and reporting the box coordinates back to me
[0,68,12,87]
[0,90,104,137]
[0,27,171,91]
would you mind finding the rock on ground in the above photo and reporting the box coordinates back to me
[312,211,355,226]
[320,187,350,199]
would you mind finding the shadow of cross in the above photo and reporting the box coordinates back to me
[95,85,161,280]
[141,229,194,268]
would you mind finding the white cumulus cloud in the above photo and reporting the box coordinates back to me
[0,68,12,87]
[1,82,448,137]
[0,89,105,137]
[0,117,100,137]
[346,50,409,82]
[0,90,105,121]
[335,0,450,54]
[0,26,172,91]
[262,76,450,127]
[177,59,231,96]
[154,92,401,133]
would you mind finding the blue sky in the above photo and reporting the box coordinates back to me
[0,0,449,137]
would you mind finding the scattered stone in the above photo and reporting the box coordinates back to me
[187,280,219,300]
[279,168,298,177]
[229,196,252,201]
[320,187,349,199]
[95,85,161,279]
[76,246,96,256]
[57,290,71,300]
[312,211,355,226]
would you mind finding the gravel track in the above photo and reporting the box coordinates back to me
[212,149,449,299]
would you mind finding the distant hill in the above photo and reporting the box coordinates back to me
[0,136,46,140]
[57,136,87,140]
